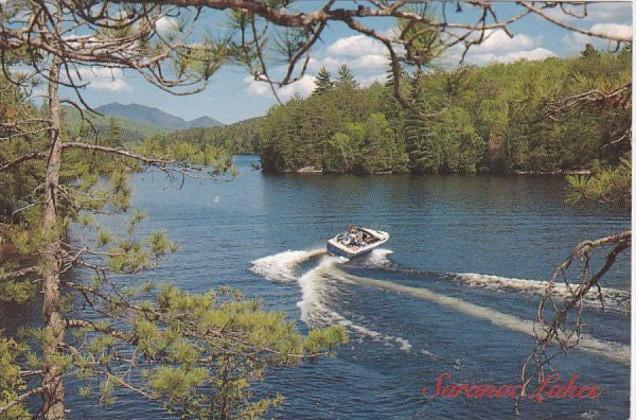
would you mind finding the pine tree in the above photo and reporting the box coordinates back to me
[403,73,434,173]
[581,43,599,58]
[335,65,358,90]
[107,116,124,148]
[313,66,334,94]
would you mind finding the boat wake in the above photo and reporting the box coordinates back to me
[364,248,394,268]
[453,273,630,312]
[332,267,630,365]
[250,248,326,282]
[250,249,415,353]
[355,250,629,313]
[250,248,630,363]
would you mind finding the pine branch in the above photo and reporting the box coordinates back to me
[65,318,137,344]
[61,142,175,166]
[519,229,631,408]
[0,266,39,284]
[0,151,47,172]
[0,386,47,414]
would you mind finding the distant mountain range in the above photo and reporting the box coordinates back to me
[95,103,223,130]
[63,105,170,143]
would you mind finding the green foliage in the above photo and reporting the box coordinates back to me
[0,76,45,221]
[0,333,29,419]
[566,156,631,206]
[1,196,347,418]
[65,284,347,419]
[422,106,485,173]
[323,132,355,173]
[396,12,444,67]
[1,84,345,414]
[0,278,35,303]
[258,78,403,173]
[335,65,359,90]
[138,133,232,171]
[147,366,209,401]
[323,113,408,174]
[257,50,631,177]
[160,116,262,156]
[314,67,334,95]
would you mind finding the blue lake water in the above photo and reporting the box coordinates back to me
[30,155,632,418]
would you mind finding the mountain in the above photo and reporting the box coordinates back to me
[187,116,223,128]
[94,103,223,130]
[62,106,170,143]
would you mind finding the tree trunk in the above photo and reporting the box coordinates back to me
[40,57,66,420]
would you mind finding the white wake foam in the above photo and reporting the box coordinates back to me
[334,316,414,351]
[364,248,394,268]
[337,269,630,365]
[296,255,343,323]
[298,256,413,352]
[251,250,414,352]
[454,272,630,312]
[250,248,325,282]
[301,260,414,352]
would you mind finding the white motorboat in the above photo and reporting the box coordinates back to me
[327,227,389,259]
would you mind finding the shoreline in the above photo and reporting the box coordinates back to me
[271,166,593,176]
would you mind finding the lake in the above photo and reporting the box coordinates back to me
[46,156,633,418]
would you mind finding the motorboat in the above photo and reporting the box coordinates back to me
[327,226,389,259]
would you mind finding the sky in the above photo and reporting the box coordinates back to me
[59,1,633,124]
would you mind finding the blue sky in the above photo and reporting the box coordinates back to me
[62,2,633,124]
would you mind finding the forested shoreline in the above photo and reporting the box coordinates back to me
[259,47,630,174]
[177,46,629,176]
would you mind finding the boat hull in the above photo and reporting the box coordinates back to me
[326,228,389,259]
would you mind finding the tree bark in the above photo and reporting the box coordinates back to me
[40,56,66,420]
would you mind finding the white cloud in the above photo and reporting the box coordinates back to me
[309,34,391,74]
[508,48,556,62]
[562,23,633,50]
[352,54,389,70]
[481,47,556,64]
[245,75,316,100]
[308,56,344,71]
[469,47,556,65]
[244,76,270,96]
[77,67,130,92]
[309,53,388,72]
[327,34,386,56]
[441,30,555,65]
[155,16,178,34]
[278,75,316,100]
[589,23,633,40]
[472,30,539,53]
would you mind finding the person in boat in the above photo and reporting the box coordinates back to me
[343,225,364,246]
[354,229,365,245]
[341,225,354,245]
